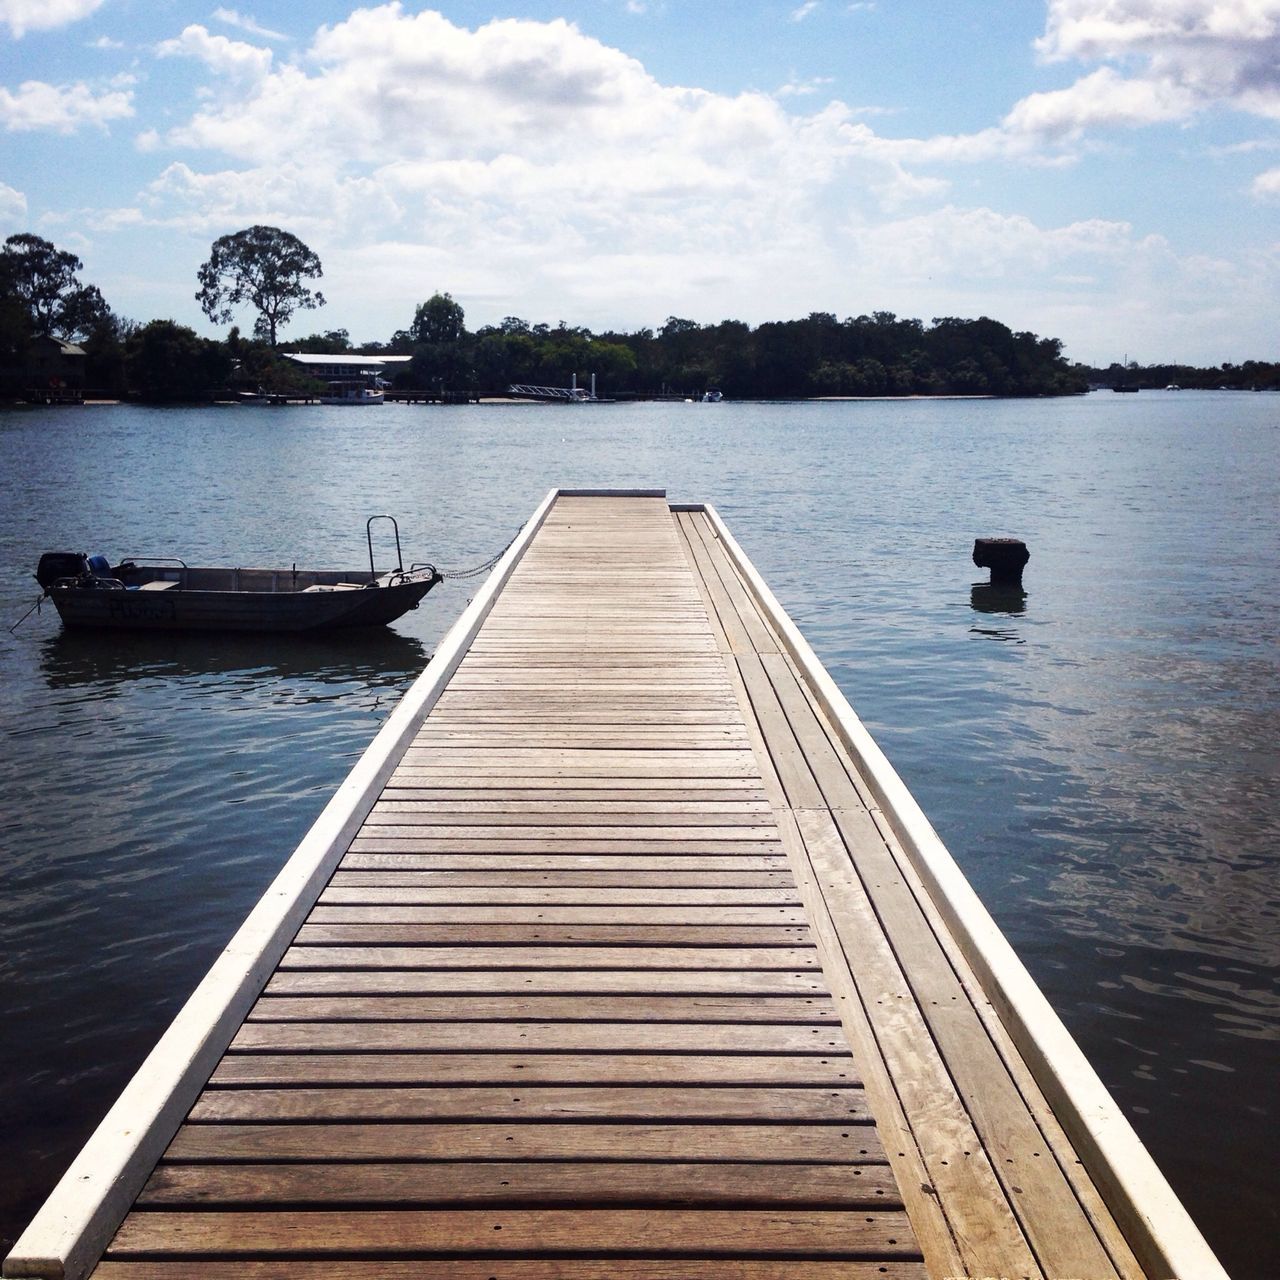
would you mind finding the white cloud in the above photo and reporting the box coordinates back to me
[777,74,835,97]
[1251,164,1280,195]
[0,180,27,226]
[144,161,402,237]
[845,205,1141,286]
[1029,0,1280,130]
[0,78,134,133]
[156,25,273,81]
[212,8,287,43]
[1037,0,1280,62]
[0,0,103,37]
[791,1,821,20]
[87,34,122,49]
[1004,66,1196,138]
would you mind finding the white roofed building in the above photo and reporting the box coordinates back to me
[282,353,412,383]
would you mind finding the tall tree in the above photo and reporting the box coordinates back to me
[196,225,324,347]
[411,292,466,345]
[0,233,109,338]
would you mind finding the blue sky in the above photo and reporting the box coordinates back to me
[2,0,1277,364]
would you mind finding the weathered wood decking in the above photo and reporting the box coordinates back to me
[6,491,1224,1280]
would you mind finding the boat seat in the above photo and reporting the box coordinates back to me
[302,583,363,593]
[137,580,178,591]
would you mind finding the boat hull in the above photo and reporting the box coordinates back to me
[47,573,439,633]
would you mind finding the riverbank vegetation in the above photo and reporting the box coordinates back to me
[3,227,1276,402]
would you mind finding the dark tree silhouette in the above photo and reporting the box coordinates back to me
[196,225,324,347]
[0,233,109,337]
[411,292,466,345]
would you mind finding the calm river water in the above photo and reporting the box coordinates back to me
[1,394,1276,1276]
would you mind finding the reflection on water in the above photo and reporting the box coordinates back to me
[969,581,1027,643]
[1,395,1277,1276]
[38,626,428,691]
[970,581,1027,615]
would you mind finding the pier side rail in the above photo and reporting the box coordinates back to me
[3,486,598,1280]
[694,501,1226,1280]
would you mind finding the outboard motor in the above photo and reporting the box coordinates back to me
[35,552,89,591]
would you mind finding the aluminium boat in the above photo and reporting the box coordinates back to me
[33,518,442,633]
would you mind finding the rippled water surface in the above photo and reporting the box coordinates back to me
[1,395,1276,1276]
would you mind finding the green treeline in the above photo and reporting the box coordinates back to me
[343,307,1089,399]
[7,226,1276,402]
[2,229,1088,401]
[1081,360,1280,392]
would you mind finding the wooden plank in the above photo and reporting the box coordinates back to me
[227,1021,853,1054]
[792,796,1042,1279]
[105,1209,917,1258]
[685,511,780,654]
[338,855,791,872]
[367,799,774,814]
[265,968,827,996]
[362,808,775,825]
[773,810,964,1279]
[275,945,820,970]
[188,1085,871,1123]
[137,1160,901,1208]
[247,995,840,1023]
[317,883,797,901]
[162,1125,884,1163]
[347,840,784,856]
[329,868,793,885]
[735,651,825,809]
[292,923,811,946]
[210,1053,864,1087]
[96,1262,928,1279]
[305,906,808,926]
[826,808,1121,1280]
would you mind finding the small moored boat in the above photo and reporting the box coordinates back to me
[34,518,442,633]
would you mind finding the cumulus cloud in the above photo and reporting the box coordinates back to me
[1029,0,1280,128]
[851,206,1146,282]
[147,6,886,219]
[156,25,273,80]
[1004,66,1196,137]
[0,78,134,132]
[0,0,103,37]
[1252,164,1280,195]
[0,180,27,225]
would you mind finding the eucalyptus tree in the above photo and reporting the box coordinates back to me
[196,225,324,347]
[0,233,109,338]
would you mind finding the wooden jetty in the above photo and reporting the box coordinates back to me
[5,490,1225,1280]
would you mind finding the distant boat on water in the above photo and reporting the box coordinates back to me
[321,380,384,405]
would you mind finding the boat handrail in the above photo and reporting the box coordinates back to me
[121,556,189,570]
[366,515,404,579]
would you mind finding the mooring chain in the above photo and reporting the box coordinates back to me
[435,532,517,581]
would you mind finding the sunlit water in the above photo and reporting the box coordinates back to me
[1,395,1276,1276]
